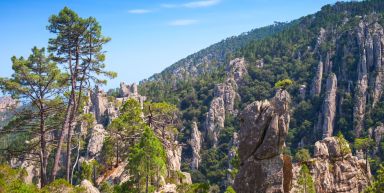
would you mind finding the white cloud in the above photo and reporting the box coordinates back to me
[128,9,152,14]
[168,19,199,26]
[162,0,221,9]
[183,0,221,8]
[161,4,178,8]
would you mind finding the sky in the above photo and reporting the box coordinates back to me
[0,0,339,89]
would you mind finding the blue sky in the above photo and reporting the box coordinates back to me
[0,0,339,89]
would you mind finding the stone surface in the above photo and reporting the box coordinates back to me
[205,97,225,146]
[189,122,202,170]
[234,89,291,193]
[353,17,384,137]
[80,180,100,193]
[310,61,324,97]
[291,137,370,193]
[0,96,17,129]
[321,73,337,138]
[87,124,106,159]
[166,143,182,172]
[205,58,247,146]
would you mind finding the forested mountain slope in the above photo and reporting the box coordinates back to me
[140,0,384,191]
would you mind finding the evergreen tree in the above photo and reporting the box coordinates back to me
[127,126,167,193]
[48,7,116,182]
[354,138,375,171]
[0,47,65,187]
[297,165,315,193]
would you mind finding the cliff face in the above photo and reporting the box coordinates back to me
[189,122,202,170]
[205,58,247,146]
[353,17,384,137]
[319,73,338,138]
[0,96,17,129]
[234,89,291,193]
[291,137,370,193]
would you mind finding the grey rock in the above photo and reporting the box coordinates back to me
[189,122,202,170]
[321,73,337,138]
[87,124,106,159]
[292,137,370,193]
[205,58,246,146]
[80,180,100,193]
[310,61,323,97]
[234,89,291,193]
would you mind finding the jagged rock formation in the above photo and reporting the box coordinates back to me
[234,89,291,193]
[205,58,247,146]
[310,61,324,97]
[80,180,100,193]
[227,132,239,185]
[87,124,106,159]
[291,137,370,193]
[205,97,225,146]
[354,17,384,137]
[0,96,17,129]
[90,87,109,124]
[166,143,182,172]
[119,82,138,98]
[96,162,129,185]
[373,123,384,152]
[320,73,337,138]
[189,122,202,170]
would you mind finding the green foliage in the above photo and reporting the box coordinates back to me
[297,165,315,193]
[176,183,210,193]
[41,179,84,193]
[365,164,384,193]
[274,79,293,90]
[99,182,115,193]
[0,165,39,193]
[224,186,236,193]
[100,136,115,169]
[354,138,375,152]
[127,126,167,192]
[336,132,351,157]
[294,149,311,163]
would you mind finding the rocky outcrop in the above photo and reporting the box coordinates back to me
[354,17,384,137]
[227,132,239,185]
[310,61,324,97]
[0,96,17,129]
[96,162,129,185]
[119,82,139,97]
[166,143,182,172]
[205,58,247,146]
[291,137,370,193]
[189,122,202,170]
[80,180,100,193]
[234,89,291,193]
[205,97,225,146]
[87,124,106,159]
[91,87,109,124]
[321,73,337,138]
[373,123,384,152]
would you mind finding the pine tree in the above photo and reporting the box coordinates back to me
[48,7,116,182]
[297,165,315,193]
[0,47,66,187]
[128,126,167,193]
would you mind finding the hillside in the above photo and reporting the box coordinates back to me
[144,22,290,83]
[139,0,384,191]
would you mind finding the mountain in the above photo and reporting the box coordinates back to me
[144,22,290,83]
[139,0,384,191]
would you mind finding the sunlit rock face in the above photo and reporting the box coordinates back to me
[234,89,291,193]
[291,137,371,193]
